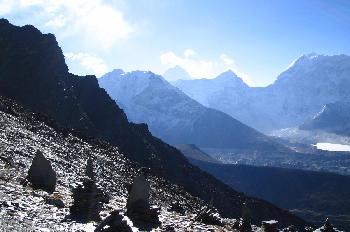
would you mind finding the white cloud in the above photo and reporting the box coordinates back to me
[220,53,253,85]
[64,52,108,77]
[4,0,133,49]
[160,49,214,77]
[220,53,234,65]
[0,0,16,14]
[184,49,196,58]
[160,49,253,85]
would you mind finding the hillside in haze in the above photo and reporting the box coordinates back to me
[174,54,350,133]
[98,69,282,151]
[177,145,350,231]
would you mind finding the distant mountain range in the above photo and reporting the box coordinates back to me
[99,69,283,151]
[174,54,350,133]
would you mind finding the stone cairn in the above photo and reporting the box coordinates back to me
[94,210,132,232]
[70,158,108,222]
[231,202,252,232]
[240,202,252,232]
[27,150,56,193]
[126,167,160,226]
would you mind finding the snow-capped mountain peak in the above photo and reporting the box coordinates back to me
[215,69,238,79]
[163,65,192,82]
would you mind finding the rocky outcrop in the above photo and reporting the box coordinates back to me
[27,150,56,193]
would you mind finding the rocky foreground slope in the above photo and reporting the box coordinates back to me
[0,96,225,231]
[0,96,320,231]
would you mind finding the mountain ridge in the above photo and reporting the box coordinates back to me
[174,53,350,132]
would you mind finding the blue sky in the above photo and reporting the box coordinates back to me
[1,0,349,86]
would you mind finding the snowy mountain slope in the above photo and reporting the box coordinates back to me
[300,101,350,136]
[98,69,282,151]
[174,70,249,106]
[174,54,350,133]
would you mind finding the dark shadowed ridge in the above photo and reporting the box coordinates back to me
[0,18,310,228]
[190,159,350,231]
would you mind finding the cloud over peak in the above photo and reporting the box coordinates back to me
[160,49,252,85]
[64,52,108,77]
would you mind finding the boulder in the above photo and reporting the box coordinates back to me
[95,210,132,232]
[70,179,109,222]
[27,150,56,193]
